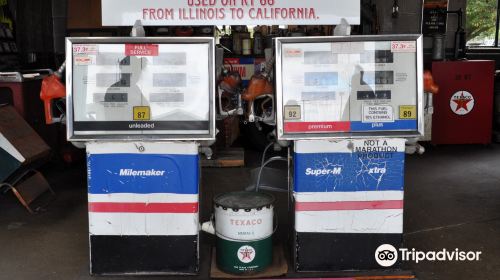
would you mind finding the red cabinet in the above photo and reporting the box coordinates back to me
[432,60,495,145]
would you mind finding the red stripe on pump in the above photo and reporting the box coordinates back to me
[284,121,351,133]
[295,200,403,211]
[88,202,199,213]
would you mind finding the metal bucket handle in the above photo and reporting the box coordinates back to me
[210,210,278,242]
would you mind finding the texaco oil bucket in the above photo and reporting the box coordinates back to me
[213,191,275,275]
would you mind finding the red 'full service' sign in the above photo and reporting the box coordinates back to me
[125,44,159,56]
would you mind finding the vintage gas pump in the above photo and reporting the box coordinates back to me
[65,37,215,275]
[275,35,424,271]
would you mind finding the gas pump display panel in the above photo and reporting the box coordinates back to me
[66,37,215,141]
[276,35,423,140]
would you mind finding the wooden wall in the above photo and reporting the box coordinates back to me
[67,0,102,29]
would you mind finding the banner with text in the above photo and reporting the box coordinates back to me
[101,0,360,26]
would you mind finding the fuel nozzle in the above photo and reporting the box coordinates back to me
[55,61,66,78]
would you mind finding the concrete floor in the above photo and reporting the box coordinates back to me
[0,144,499,280]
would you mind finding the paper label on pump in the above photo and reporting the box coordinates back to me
[362,105,394,123]
[284,48,303,57]
[391,41,416,53]
[74,55,96,66]
[73,44,98,54]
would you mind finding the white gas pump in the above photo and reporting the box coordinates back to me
[275,35,424,271]
[66,37,215,275]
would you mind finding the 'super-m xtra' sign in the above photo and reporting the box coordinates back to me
[102,0,360,26]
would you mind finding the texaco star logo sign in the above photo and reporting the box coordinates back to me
[237,245,256,263]
[450,91,474,115]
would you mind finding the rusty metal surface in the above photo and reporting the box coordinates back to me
[216,116,240,148]
[0,105,50,164]
[201,148,245,168]
[8,170,54,213]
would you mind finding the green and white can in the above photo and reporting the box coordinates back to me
[213,191,275,275]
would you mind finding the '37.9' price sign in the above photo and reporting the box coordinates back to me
[72,44,98,54]
[391,41,417,53]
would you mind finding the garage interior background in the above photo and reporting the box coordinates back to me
[1,0,500,279]
[2,0,484,72]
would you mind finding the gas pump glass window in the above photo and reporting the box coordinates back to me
[276,36,423,140]
[67,38,215,141]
